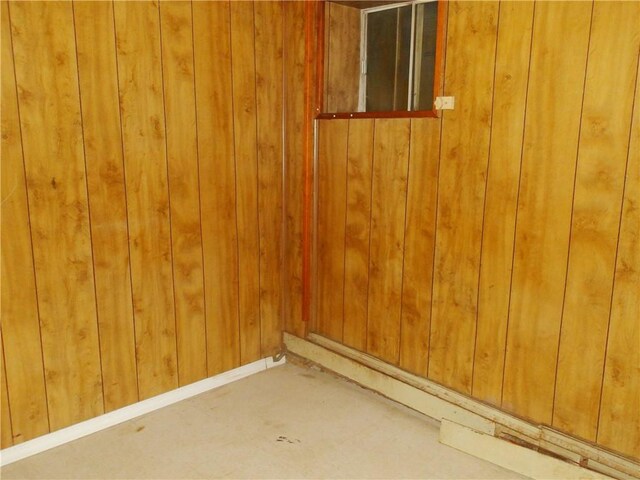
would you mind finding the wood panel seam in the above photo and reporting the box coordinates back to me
[252,1,263,356]
[156,0,181,387]
[189,0,210,377]
[396,121,413,366]
[426,0,449,378]
[110,0,141,401]
[227,0,243,364]
[550,0,596,426]
[364,119,376,350]
[594,51,640,443]
[499,0,537,409]
[340,120,351,344]
[471,0,501,396]
[6,1,52,433]
[70,0,106,413]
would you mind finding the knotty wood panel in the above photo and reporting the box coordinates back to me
[193,0,241,375]
[10,0,104,430]
[230,1,262,365]
[255,0,284,357]
[503,1,592,423]
[159,0,208,385]
[472,0,533,406]
[597,65,640,460]
[283,0,306,337]
[366,119,411,364]
[326,2,360,113]
[553,0,640,442]
[429,0,498,394]
[398,118,440,377]
[2,0,285,445]
[307,1,639,460]
[342,119,375,352]
[74,0,139,410]
[316,120,349,341]
[1,1,49,443]
[114,1,178,398]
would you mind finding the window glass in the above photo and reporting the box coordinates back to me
[365,5,412,112]
[321,1,440,115]
[412,1,439,111]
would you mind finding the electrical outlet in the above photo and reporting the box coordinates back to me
[434,96,455,110]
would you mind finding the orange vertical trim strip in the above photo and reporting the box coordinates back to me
[432,0,447,106]
[315,1,325,115]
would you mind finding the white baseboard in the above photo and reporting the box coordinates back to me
[284,333,639,480]
[0,356,285,467]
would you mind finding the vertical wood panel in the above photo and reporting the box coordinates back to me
[0,0,49,443]
[255,0,284,357]
[10,0,104,430]
[316,120,349,341]
[230,1,261,365]
[193,0,240,374]
[553,1,640,442]
[159,0,207,386]
[597,65,640,461]
[366,118,410,364]
[74,0,139,411]
[326,3,360,113]
[283,0,306,337]
[398,118,440,377]
[342,119,374,352]
[429,0,498,394]
[1,334,12,449]
[114,0,178,398]
[473,0,534,405]
[503,1,593,423]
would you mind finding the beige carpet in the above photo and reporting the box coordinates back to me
[2,363,527,479]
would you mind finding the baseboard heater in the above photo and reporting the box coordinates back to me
[284,332,639,480]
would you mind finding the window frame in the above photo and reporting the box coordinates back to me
[315,0,446,120]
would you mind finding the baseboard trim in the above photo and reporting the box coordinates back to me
[0,356,285,467]
[284,333,639,480]
[440,420,610,480]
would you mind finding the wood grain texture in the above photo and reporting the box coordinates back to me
[0,0,50,443]
[193,0,240,375]
[503,0,592,424]
[159,0,207,386]
[283,0,306,337]
[73,0,139,410]
[0,333,11,449]
[429,0,498,394]
[316,120,349,341]
[553,1,640,442]
[342,119,374,352]
[230,1,261,366]
[2,0,286,445]
[10,0,104,431]
[366,118,410,364]
[325,2,360,113]
[398,118,440,377]
[473,0,533,406]
[597,63,640,461]
[255,0,284,357]
[114,0,178,398]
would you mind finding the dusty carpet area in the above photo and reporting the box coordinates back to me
[1,362,526,479]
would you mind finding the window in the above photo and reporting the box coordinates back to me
[320,0,442,118]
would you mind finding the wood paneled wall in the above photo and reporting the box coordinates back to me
[310,1,640,460]
[1,0,283,447]
[323,2,360,113]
